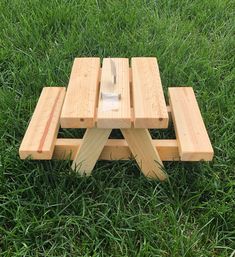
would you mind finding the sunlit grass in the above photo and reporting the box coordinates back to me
[0,0,234,256]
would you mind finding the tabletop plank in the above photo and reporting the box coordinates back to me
[60,57,100,128]
[131,57,168,128]
[96,58,131,128]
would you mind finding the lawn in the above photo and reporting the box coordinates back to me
[0,0,234,256]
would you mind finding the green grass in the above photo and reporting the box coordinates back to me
[1,0,235,256]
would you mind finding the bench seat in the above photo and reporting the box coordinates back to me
[19,87,66,159]
[169,87,213,161]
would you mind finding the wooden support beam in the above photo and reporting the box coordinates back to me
[121,129,167,180]
[71,128,112,175]
[53,139,180,161]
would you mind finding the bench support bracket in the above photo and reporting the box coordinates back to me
[72,128,167,180]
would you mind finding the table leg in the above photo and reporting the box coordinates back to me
[72,128,112,175]
[121,128,168,180]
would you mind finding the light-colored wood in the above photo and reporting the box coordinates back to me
[53,138,180,161]
[131,57,169,128]
[97,58,131,128]
[169,87,214,161]
[129,67,133,108]
[71,128,112,175]
[121,129,168,180]
[95,106,171,126]
[60,57,100,128]
[19,87,66,159]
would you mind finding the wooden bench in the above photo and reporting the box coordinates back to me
[19,57,214,180]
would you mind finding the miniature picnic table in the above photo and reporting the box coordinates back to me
[19,57,214,180]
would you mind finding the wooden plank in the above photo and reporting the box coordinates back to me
[97,58,131,128]
[94,105,171,126]
[71,128,112,175]
[53,139,180,161]
[131,57,168,128]
[121,129,168,180]
[19,87,66,159]
[129,67,133,108]
[60,57,100,128]
[169,87,214,161]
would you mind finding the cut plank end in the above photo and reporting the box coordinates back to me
[60,117,95,128]
[96,118,131,128]
[134,117,169,129]
[19,150,52,160]
[181,151,214,161]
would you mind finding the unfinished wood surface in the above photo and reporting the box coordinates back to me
[96,58,131,128]
[19,87,66,159]
[71,128,112,175]
[60,57,100,128]
[53,138,180,161]
[121,129,168,180]
[169,87,214,161]
[131,57,169,128]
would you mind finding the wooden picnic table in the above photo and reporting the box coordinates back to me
[19,57,214,180]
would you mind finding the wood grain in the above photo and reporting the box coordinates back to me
[121,128,168,180]
[19,87,66,159]
[60,57,100,128]
[53,138,180,161]
[131,57,169,128]
[169,87,214,161]
[97,58,131,128]
[71,128,112,175]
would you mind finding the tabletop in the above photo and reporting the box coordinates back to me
[60,57,169,129]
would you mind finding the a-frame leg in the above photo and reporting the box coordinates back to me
[72,128,112,175]
[121,128,168,180]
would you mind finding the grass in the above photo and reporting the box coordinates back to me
[0,0,235,256]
